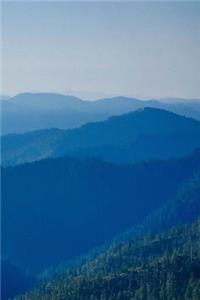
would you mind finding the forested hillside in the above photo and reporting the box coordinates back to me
[19,218,200,300]
[3,2,200,299]
[2,108,200,165]
[116,170,200,244]
[2,150,200,273]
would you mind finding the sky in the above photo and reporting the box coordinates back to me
[1,1,200,99]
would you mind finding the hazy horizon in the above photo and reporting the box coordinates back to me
[2,2,200,99]
[1,91,200,102]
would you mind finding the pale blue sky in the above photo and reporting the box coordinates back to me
[2,1,200,99]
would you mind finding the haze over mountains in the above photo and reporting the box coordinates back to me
[2,107,200,166]
[2,0,200,297]
[1,93,200,135]
[2,93,200,300]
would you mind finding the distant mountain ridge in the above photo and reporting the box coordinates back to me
[1,92,200,135]
[2,108,200,165]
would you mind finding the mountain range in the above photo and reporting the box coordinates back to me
[2,97,200,300]
[1,93,200,135]
[2,108,200,166]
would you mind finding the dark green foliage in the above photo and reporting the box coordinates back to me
[19,219,200,300]
[2,108,200,165]
[2,150,200,273]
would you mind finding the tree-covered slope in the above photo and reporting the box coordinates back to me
[19,218,200,300]
[2,108,200,165]
[2,150,200,273]
[116,170,200,244]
